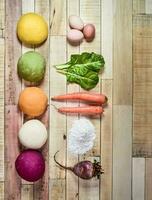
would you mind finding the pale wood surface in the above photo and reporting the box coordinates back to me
[133,15,152,157]
[113,106,132,200]
[100,80,112,200]
[1,0,151,199]
[133,158,145,200]
[66,1,79,200]
[145,158,152,200]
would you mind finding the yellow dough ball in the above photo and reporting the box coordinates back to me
[17,13,48,45]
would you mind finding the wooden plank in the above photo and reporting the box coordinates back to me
[33,1,50,199]
[49,36,66,200]
[66,0,79,199]
[101,0,113,79]
[113,106,132,200]
[133,15,152,157]
[133,15,152,69]
[49,179,65,200]
[21,185,33,200]
[100,80,112,200]
[133,68,152,157]
[145,158,152,200]
[79,0,101,199]
[5,0,22,105]
[0,182,4,200]
[146,0,152,14]
[5,0,22,199]
[33,112,49,200]
[133,158,145,200]
[21,0,35,188]
[0,39,4,182]
[50,0,66,36]
[0,0,4,38]
[22,0,34,14]
[5,106,22,199]
[113,0,132,105]
[133,0,145,14]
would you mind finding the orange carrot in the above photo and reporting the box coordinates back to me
[58,106,104,115]
[51,92,108,105]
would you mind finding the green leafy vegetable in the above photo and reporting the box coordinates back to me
[55,52,105,90]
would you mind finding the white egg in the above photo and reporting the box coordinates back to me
[69,15,84,30]
[67,29,84,44]
[18,119,47,149]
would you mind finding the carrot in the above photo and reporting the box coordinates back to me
[58,106,104,115]
[51,92,108,105]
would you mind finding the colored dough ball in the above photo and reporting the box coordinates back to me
[15,150,45,182]
[18,120,47,149]
[17,51,46,83]
[17,13,48,45]
[18,87,48,117]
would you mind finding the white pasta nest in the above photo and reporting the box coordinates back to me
[68,118,96,155]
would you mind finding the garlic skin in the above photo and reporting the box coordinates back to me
[68,118,96,155]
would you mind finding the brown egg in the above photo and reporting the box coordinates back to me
[83,24,95,42]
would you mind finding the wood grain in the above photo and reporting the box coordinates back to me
[5,106,22,200]
[113,1,132,199]
[49,179,65,200]
[113,0,132,105]
[0,0,4,38]
[50,0,66,36]
[145,158,152,200]
[100,80,112,200]
[21,185,33,200]
[49,36,66,200]
[0,182,4,200]
[133,0,145,14]
[133,158,145,200]
[145,0,152,14]
[5,0,22,105]
[66,0,79,199]
[101,0,113,79]
[113,106,132,200]
[0,39,4,182]
[5,0,22,199]
[133,15,152,157]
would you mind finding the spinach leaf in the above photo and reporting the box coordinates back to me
[67,66,99,90]
[55,52,105,90]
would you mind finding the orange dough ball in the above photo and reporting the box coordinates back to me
[18,87,48,117]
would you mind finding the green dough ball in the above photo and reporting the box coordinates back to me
[18,51,46,83]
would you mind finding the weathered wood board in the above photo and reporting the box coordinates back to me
[0,0,152,199]
[133,14,152,157]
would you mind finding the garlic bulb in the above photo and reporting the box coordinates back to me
[68,118,96,155]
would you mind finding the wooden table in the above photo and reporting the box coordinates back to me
[0,0,152,199]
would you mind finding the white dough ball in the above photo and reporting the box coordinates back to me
[18,119,47,149]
